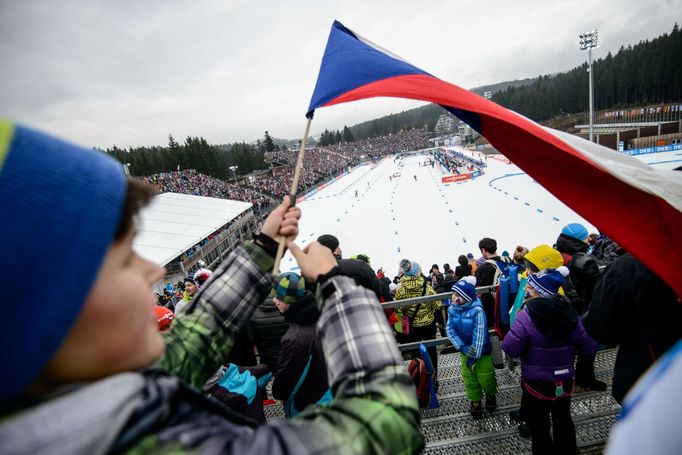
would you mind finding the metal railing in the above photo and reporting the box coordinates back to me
[384,284,499,352]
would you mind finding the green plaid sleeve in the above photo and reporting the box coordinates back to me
[157,243,275,388]
[234,276,424,454]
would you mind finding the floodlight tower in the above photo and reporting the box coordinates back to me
[579,29,599,142]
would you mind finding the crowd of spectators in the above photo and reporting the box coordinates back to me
[142,169,271,209]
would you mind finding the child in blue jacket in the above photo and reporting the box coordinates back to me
[447,276,498,418]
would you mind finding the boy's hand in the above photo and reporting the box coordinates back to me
[260,197,301,241]
[288,241,337,283]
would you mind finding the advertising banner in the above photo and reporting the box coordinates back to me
[441,173,472,183]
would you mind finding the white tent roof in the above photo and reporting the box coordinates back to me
[133,192,251,266]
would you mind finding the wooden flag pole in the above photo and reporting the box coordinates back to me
[272,117,312,274]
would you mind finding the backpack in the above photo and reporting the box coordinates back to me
[564,252,605,315]
[408,358,431,408]
[485,257,514,286]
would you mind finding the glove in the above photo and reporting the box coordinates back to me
[466,357,476,369]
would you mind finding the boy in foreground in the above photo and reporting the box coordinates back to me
[0,121,423,454]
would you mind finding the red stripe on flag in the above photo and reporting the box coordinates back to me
[325,74,682,298]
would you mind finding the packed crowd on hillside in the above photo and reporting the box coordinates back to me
[140,128,430,202]
[142,169,271,209]
[5,124,681,455]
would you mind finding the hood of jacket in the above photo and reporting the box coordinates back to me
[283,291,320,326]
[526,297,579,341]
[555,233,589,256]
[258,296,278,313]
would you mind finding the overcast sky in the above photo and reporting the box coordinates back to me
[1,0,679,148]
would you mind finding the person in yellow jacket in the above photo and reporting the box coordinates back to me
[394,259,441,382]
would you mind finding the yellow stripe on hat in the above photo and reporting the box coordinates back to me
[0,119,15,173]
[0,118,14,171]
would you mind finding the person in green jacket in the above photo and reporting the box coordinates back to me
[0,121,424,455]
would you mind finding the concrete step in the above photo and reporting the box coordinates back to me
[422,368,614,421]
[424,411,617,455]
[420,386,619,444]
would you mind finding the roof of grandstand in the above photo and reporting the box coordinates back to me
[133,192,251,266]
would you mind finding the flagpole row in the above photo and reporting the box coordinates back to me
[272,117,312,275]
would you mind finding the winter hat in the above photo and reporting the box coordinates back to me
[193,268,213,286]
[153,305,175,331]
[527,266,570,298]
[272,272,306,305]
[501,250,510,258]
[376,267,385,279]
[0,121,127,405]
[524,244,563,271]
[451,276,478,303]
[561,223,589,241]
[400,259,421,277]
[353,253,370,264]
[317,234,340,252]
[466,253,474,260]
[183,276,197,287]
[514,245,529,263]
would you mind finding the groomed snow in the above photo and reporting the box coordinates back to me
[281,148,681,277]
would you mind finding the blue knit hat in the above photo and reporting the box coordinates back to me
[451,276,478,303]
[0,121,126,405]
[273,272,306,305]
[527,266,570,298]
[561,223,589,241]
[399,259,421,277]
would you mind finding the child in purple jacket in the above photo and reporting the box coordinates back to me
[502,267,596,455]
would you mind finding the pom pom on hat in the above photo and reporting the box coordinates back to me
[193,268,213,286]
[527,266,570,298]
[561,223,589,241]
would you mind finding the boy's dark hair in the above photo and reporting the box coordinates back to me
[458,255,468,266]
[524,259,540,274]
[478,237,497,254]
[114,178,157,240]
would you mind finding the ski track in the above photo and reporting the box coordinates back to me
[281,148,680,277]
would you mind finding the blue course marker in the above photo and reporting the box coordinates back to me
[337,218,340,222]
[524,202,530,206]
[393,217,395,221]
[455,221,459,225]
[513,196,519,200]
[395,230,398,235]
[536,208,543,213]
[445,201,448,205]
[552,216,560,221]
[463,238,467,243]
[397,246,401,252]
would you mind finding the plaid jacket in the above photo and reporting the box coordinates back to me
[0,242,424,455]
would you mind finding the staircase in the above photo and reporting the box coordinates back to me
[264,348,620,454]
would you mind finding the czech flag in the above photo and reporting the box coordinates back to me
[307,20,682,299]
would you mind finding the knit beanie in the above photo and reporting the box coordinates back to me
[0,121,127,405]
[400,259,420,277]
[524,244,563,270]
[561,223,589,241]
[451,276,478,303]
[317,234,339,252]
[272,272,306,305]
[527,266,570,298]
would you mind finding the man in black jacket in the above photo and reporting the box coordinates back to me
[584,253,682,404]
